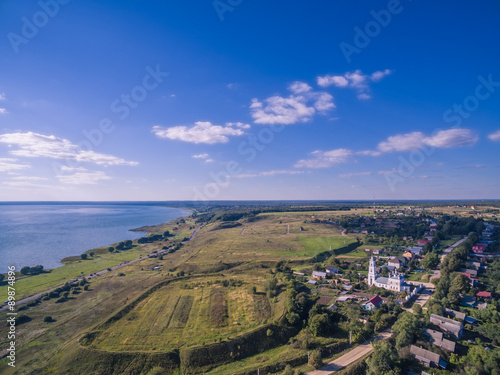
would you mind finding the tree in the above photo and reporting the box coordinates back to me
[89,251,95,258]
[392,312,421,349]
[20,266,30,275]
[366,341,400,375]
[108,247,114,253]
[421,252,440,270]
[0,274,4,283]
[43,316,54,323]
[309,349,323,369]
[412,304,422,316]
[309,313,331,337]
[249,286,257,294]
[431,302,444,316]
[282,365,294,375]
[286,312,300,326]
[80,253,88,260]
[450,273,471,294]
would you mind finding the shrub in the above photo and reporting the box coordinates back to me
[309,349,323,369]
[83,285,90,291]
[43,316,54,323]
[80,253,88,260]
[16,315,32,325]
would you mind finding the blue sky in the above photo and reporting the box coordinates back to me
[0,0,499,201]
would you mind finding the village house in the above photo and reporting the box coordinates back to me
[461,294,477,308]
[410,345,448,369]
[430,314,463,339]
[325,266,339,274]
[388,256,407,269]
[423,328,456,352]
[363,295,383,311]
[444,308,466,321]
[476,291,492,300]
[312,271,327,280]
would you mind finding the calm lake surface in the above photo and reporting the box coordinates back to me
[0,202,189,269]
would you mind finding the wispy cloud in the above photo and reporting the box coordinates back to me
[0,93,6,101]
[338,172,373,178]
[250,81,334,125]
[316,69,391,100]
[0,108,7,115]
[488,129,500,142]
[0,132,138,166]
[192,153,214,163]
[153,121,249,144]
[57,170,111,185]
[0,158,31,172]
[295,148,352,169]
[376,128,478,153]
[236,169,305,178]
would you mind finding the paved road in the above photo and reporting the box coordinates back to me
[0,225,204,311]
[306,330,392,375]
[430,236,467,280]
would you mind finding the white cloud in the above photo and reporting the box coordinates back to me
[192,153,214,163]
[314,92,335,111]
[0,132,138,166]
[250,81,335,125]
[153,122,248,144]
[57,170,111,185]
[316,69,391,99]
[488,129,500,142]
[370,69,392,82]
[236,170,305,178]
[0,158,31,172]
[377,128,478,153]
[10,176,47,181]
[295,149,352,169]
[289,81,312,94]
[0,108,7,115]
[192,153,209,159]
[339,172,373,178]
[250,96,316,125]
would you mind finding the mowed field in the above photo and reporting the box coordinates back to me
[90,276,281,351]
[179,213,357,269]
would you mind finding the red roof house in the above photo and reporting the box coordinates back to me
[363,295,383,311]
[476,291,492,299]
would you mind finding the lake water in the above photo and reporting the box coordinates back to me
[0,202,189,270]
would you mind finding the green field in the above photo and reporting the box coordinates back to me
[88,276,282,351]
[297,236,357,257]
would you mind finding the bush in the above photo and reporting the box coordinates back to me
[16,315,32,325]
[84,285,90,291]
[80,253,88,260]
[309,349,323,369]
[43,316,54,323]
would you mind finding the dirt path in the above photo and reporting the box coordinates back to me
[286,224,290,235]
[240,228,246,235]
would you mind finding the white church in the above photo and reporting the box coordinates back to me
[367,256,411,292]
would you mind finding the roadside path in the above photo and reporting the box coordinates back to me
[306,329,392,375]
[0,225,204,311]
